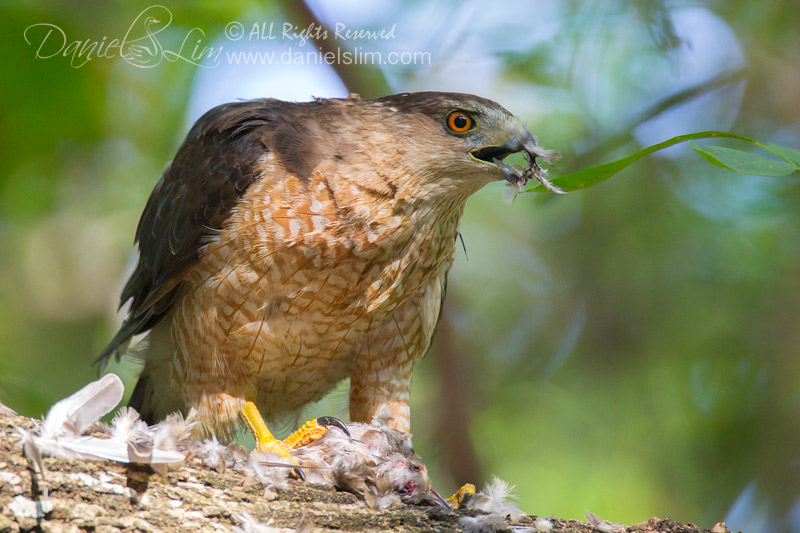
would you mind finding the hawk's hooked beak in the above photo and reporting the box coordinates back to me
[469,131,564,193]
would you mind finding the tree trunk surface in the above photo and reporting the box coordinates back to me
[0,406,726,533]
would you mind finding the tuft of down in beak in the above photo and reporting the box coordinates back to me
[470,132,563,193]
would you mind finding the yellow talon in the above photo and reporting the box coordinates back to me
[241,401,348,465]
[282,418,329,449]
[446,483,476,509]
[241,401,293,459]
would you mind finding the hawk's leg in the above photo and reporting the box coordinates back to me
[350,357,416,432]
[241,401,349,466]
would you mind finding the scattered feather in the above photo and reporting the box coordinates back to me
[9,429,51,516]
[153,409,198,452]
[232,512,283,533]
[585,510,626,532]
[502,183,520,205]
[87,420,112,435]
[467,476,526,521]
[459,513,512,533]
[229,442,254,473]
[533,517,553,532]
[24,375,185,465]
[41,374,123,439]
[109,407,147,443]
[13,426,45,481]
[246,450,290,490]
[531,145,560,164]
[197,435,228,472]
[369,405,395,427]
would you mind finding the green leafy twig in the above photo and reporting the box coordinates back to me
[528,131,800,193]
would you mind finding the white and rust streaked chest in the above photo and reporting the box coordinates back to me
[169,158,464,417]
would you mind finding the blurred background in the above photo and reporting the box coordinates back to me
[2,0,799,530]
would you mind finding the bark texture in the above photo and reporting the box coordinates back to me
[0,406,728,533]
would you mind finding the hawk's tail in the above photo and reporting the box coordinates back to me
[127,361,187,426]
[128,373,159,425]
[124,321,186,425]
[94,311,155,376]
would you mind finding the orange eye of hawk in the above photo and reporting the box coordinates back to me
[447,111,475,133]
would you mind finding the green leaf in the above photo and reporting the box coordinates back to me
[688,142,797,176]
[767,143,800,167]
[527,130,800,193]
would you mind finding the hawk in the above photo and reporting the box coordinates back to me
[97,92,557,457]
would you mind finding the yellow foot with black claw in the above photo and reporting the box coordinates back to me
[281,416,350,450]
[241,401,350,480]
[446,483,476,509]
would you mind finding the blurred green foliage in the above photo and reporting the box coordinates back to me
[2,0,799,530]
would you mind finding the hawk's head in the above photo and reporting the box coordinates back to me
[365,92,560,195]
